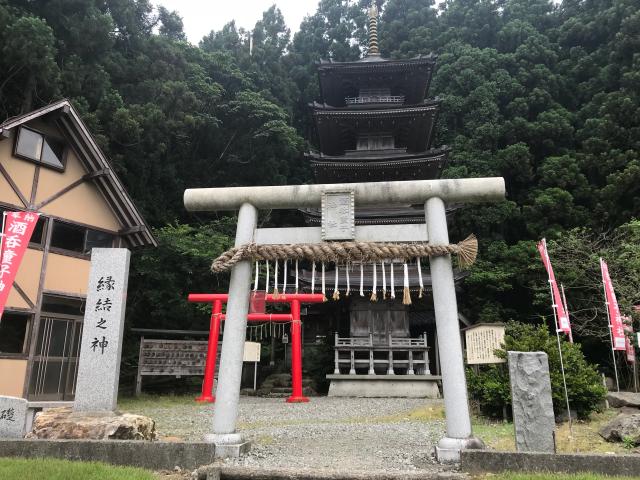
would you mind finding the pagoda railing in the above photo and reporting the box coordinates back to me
[333,332,430,376]
[345,95,405,105]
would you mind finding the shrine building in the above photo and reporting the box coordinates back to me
[298,5,469,396]
[0,100,155,402]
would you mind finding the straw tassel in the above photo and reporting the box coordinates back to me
[283,260,288,295]
[295,260,299,294]
[417,257,424,298]
[382,261,387,299]
[265,261,270,294]
[333,264,340,300]
[402,262,411,305]
[390,261,396,299]
[311,262,316,293]
[370,262,378,302]
[345,263,351,296]
[359,263,364,296]
[457,234,478,268]
[273,260,279,298]
[253,261,259,291]
[321,262,327,301]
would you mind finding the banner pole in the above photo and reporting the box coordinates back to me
[601,259,620,392]
[548,279,572,435]
[560,283,573,344]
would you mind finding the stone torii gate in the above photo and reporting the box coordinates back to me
[184,177,505,462]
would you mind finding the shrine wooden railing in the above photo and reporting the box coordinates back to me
[344,95,405,105]
[333,332,431,376]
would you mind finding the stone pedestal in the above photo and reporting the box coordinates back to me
[0,396,27,439]
[508,351,555,453]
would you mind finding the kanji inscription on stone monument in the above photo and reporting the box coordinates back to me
[0,396,27,438]
[74,248,131,412]
[321,190,355,240]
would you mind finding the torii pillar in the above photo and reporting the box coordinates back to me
[184,177,505,462]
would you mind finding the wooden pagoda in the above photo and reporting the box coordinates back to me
[299,4,458,397]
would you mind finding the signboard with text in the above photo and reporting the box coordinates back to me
[465,324,506,365]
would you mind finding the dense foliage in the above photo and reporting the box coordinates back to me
[1,0,639,374]
[467,321,607,419]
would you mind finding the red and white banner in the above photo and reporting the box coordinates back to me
[622,316,635,363]
[537,239,571,335]
[0,211,40,320]
[600,258,626,350]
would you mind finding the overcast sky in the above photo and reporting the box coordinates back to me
[153,0,320,44]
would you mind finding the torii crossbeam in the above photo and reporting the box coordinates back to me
[184,177,505,461]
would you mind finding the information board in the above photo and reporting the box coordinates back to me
[465,324,506,365]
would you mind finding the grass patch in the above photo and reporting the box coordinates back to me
[472,417,515,452]
[0,458,155,480]
[118,394,200,412]
[473,409,628,454]
[479,475,640,480]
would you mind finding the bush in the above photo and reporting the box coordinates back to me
[467,321,607,420]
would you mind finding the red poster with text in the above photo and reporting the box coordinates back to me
[601,258,626,351]
[537,239,571,335]
[0,211,40,320]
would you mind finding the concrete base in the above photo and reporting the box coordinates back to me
[326,374,441,398]
[213,441,251,458]
[0,439,215,470]
[461,450,640,476]
[435,436,485,463]
[204,433,251,458]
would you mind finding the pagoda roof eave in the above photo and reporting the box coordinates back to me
[306,146,449,162]
[311,99,440,113]
[316,54,437,71]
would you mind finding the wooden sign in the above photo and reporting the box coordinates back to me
[464,324,506,365]
[137,340,260,377]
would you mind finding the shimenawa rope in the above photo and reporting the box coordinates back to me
[211,235,478,273]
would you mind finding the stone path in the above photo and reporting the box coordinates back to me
[122,396,456,474]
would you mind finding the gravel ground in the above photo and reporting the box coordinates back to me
[123,396,454,474]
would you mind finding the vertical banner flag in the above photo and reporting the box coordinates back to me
[0,211,40,320]
[622,316,635,363]
[537,238,571,334]
[600,258,626,350]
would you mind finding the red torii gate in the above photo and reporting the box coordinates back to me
[188,293,325,404]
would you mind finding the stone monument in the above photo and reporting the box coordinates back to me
[508,351,556,453]
[74,248,130,412]
[0,396,28,439]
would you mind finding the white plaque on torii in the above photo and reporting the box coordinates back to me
[321,190,355,240]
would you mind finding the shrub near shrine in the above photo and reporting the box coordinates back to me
[467,321,606,419]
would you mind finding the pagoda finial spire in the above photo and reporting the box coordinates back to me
[367,2,380,56]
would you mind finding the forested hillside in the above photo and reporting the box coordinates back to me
[1,0,638,367]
